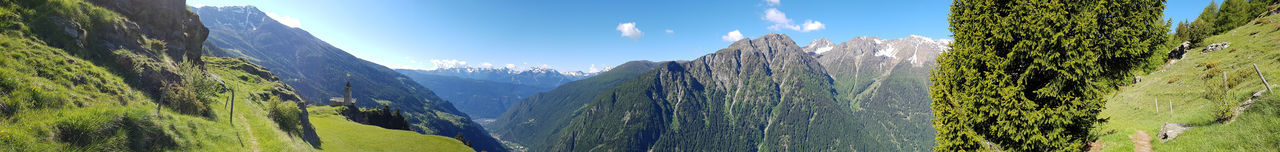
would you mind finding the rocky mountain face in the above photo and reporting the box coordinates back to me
[489,60,662,150]
[193,6,507,152]
[812,35,950,151]
[540,34,860,151]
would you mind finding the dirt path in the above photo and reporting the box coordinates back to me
[239,115,261,152]
[1128,130,1152,152]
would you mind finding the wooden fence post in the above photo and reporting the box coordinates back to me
[1224,71,1230,106]
[1255,64,1272,93]
[226,90,231,124]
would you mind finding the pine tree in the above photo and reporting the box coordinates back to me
[1217,0,1249,33]
[933,0,1167,151]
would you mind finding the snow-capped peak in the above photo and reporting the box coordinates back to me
[804,38,835,54]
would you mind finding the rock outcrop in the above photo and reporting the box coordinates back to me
[1157,123,1192,142]
[1169,41,1190,59]
[1203,42,1230,53]
[88,0,208,65]
[33,0,209,98]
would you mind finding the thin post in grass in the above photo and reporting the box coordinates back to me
[1155,98,1159,113]
[1255,63,1271,93]
[1170,101,1174,119]
[229,90,235,125]
[1225,71,1230,106]
[158,81,166,116]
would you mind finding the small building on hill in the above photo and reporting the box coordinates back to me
[329,82,357,107]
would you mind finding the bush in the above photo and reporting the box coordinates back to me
[268,98,302,134]
[162,83,207,116]
[161,61,220,117]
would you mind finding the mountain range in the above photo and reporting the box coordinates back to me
[488,33,949,151]
[396,67,595,119]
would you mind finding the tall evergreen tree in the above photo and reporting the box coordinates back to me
[933,0,1167,151]
[1217,0,1250,33]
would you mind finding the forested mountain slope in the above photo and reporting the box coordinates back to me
[490,60,662,150]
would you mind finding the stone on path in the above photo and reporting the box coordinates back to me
[1157,123,1193,142]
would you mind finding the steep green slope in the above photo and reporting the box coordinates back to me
[1096,13,1280,151]
[395,70,553,119]
[0,0,316,150]
[490,60,661,150]
[307,106,474,152]
[193,6,507,152]
[544,34,859,151]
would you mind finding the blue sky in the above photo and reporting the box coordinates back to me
[189,0,1216,73]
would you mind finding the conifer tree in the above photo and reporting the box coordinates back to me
[933,0,1167,151]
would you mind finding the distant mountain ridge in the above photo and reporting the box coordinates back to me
[395,67,598,119]
[406,67,597,87]
[193,6,507,152]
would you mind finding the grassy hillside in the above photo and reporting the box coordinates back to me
[0,0,307,150]
[307,106,474,152]
[1096,13,1280,151]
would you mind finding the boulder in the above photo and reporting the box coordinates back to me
[1169,41,1190,59]
[1157,123,1192,142]
[1203,42,1230,53]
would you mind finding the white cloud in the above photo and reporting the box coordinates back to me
[264,12,302,28]
[721,30,745,42]
[430,59,468,69]
[765,0,780,6]
[764,8,792,26]
[480,62,494,68]
[801,20,825,32]
[505,64,517,69]
[762,8,823,32]
[665,29,674,34]
[616,22,643,40]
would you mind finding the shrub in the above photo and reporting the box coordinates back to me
[162,83,206,116]
[160,61,220,117]
[268,97,302,134]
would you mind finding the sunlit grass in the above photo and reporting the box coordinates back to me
[1097,13,1280,151]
